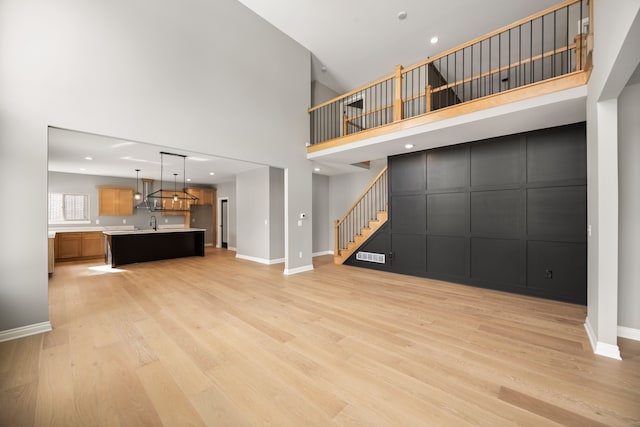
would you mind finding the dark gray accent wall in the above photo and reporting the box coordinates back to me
[346,122,587,305]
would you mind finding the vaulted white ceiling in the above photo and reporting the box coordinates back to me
[236,0,560,93]
[49,0,571,180]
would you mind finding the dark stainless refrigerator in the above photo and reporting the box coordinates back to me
[190,205,213,245]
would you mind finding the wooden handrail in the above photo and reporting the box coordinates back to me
[430,40,580,94]
[310,0,591,147]
[402,0,581,73]
[310,0,586,113]
[347,103,393,121]
[346,120,365,131]
[308,73,395,113]
[337,166,388,227]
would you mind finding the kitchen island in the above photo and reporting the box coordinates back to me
[103,228,205,267]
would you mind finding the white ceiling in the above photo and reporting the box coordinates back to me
[49,1,579,182]
[237,0,561,93]
[48,127,265,185]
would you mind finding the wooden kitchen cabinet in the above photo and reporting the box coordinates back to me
[56,232,82,259]
[186,187,214,205]
[99,187,134,216]
[82,232,104,257]
[55,231,105,260]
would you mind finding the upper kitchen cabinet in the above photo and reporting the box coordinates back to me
[187,187,215,206]
[98,186,133,216]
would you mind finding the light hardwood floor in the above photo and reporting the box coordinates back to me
[1,248,639,426]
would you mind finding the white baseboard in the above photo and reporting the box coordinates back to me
[235,254,284,265]
[618,326,640,341]
[584,317,622,360]
[0,321,52,343]
[284,264,314,275]
[313,250,334,257]
[228,247,237,251]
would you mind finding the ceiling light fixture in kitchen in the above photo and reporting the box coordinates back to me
[172,173,179,202]
[134,169,142,200]
[146,151,198,212]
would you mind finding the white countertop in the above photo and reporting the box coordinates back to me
[102,228,206,235]
[48,225,193,237]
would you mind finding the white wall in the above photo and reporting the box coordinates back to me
[312,174,331,254]
[236,167,271,261]
[216,181,237,249]
[328,159,387,250]
[311,80,340,107]
[618,82,640,331]
[269,168,285,260]
[585,0,640,357]
[0,0,311,333]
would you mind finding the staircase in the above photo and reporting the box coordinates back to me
[334,167,388,264]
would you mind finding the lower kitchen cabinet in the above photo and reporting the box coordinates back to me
[56,232,82,259]
[82,232,105,257]
[55,231,105,261]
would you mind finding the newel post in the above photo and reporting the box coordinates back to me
[334,219,340,256]
[393,64,404,122]
[425,84,432,113]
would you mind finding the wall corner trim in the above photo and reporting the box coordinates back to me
[584,317,622,360]
[0,321,52,343]
[618,326,640,341]
[283,264,314,275]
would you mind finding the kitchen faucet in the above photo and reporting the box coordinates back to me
[150,215,157,231]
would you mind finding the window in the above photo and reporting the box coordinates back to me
[48,193,90,224]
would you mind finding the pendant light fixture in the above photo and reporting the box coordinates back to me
[134,169,142,200]
[146,151,198,212]
[173,173,179,202]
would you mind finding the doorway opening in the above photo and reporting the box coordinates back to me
[217,197,229,249]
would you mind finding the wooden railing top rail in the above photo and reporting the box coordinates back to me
[308,74,395,113]
[308,0,588,114]
[430,40,581,94]
[336,166,388,227]
[402,0,582,74]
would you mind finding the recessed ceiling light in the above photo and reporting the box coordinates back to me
[404,143,414,149]
[314,167,321,172]
[397,11,407,20]
[79,168,87,171]
[430,36,439,44]
[209,172,215,176]
[84,156,93,160]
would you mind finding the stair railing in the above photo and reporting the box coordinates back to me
[309,0,593,146]
[335,166,388,257]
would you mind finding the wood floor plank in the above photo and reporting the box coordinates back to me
[498,386,610,426]
[0,381,38,427]
[190,384,252,427]
[0,334,42,392]
[136,361,206,427]
[1,250,637,425]
[33,343,75,427]
[134,317,214,397]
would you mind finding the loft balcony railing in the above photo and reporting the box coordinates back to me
[308,0,592,147]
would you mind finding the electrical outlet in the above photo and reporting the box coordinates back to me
[165,219,168,223]
[95,219,100,225]
[122,219,126,224]
[545,270,553,279]
[299,251,302,258]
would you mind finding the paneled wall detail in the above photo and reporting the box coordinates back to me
[346,123,587,304]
